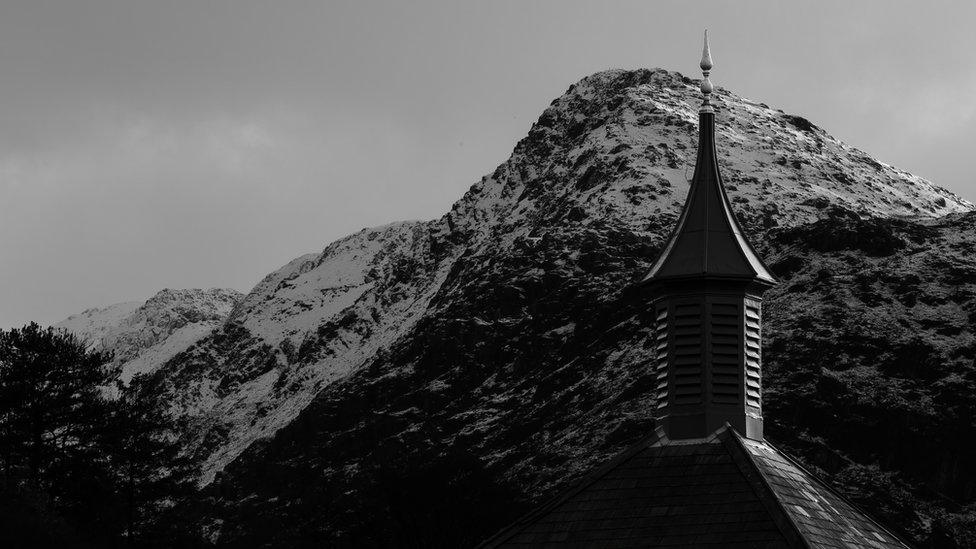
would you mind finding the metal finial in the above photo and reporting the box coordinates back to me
[700,30,714,113]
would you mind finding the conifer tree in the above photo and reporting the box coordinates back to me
[0,323,111,490]
[0,323,201,546]
[104,373,195,547]
[0,323,114,544]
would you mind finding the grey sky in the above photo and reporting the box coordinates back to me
[2,1,974,328]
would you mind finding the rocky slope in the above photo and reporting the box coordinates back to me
[57,288,243,384]
[99,68,975,546]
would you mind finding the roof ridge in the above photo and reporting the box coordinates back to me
[721,427,811,549]
[760,437,912,547]
[477,427,666,548]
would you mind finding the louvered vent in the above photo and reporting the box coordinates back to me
[710,301,740,405]
[672,302,703,404]
[744,299,762,410]
[652,306,669,409]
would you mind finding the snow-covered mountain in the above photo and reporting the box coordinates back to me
[57,300,143,348]
[57,288,243,384]
[59,69,976,545]
[142,69,970,482]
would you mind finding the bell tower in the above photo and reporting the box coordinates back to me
[643,31,777,441]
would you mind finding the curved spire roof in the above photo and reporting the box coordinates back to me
[645,32,776,285]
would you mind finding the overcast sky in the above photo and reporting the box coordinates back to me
[2,1,975,328]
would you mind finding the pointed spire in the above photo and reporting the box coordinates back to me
[699,30,714,113]
[642,30,777,442]
[644,30,774,286]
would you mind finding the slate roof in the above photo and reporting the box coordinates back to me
[480,426,909,548]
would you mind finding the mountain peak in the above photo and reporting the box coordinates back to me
[57,288,243,383]
[437,68,970,277]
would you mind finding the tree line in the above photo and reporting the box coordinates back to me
[0,323,195,548]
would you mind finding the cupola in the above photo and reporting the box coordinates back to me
[643,30,777,441]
